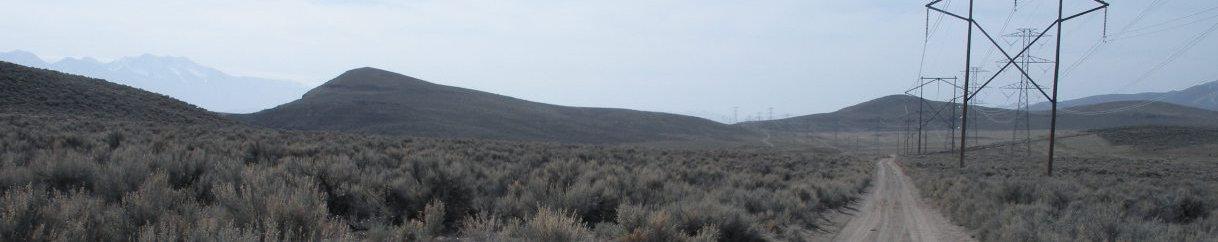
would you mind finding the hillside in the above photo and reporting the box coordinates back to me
[1052,101,1218,129]
[740,95,1218,132]
[1030,80,1218,111]
[0,50,309,113]
[234,67,752,143]
[1089,126,1218,151]
[736,95,1008,132]
[0,61,228,124]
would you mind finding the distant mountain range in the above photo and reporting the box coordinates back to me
[0,60,750,144]
[747,79,1218,134]
[7,50,1215,144]
[0,61,228,124]
[739,95,1218,132]
[0,50,309,113]
[232,67,754,143]
[1030,80,1218,111]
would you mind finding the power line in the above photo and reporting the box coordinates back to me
[926,0,1109,176]
[1062,0,1188,79]
[1127,5,1218,33]
[1124,19,1218,91]
[1110,12,1218,41]
[1057,6,1218,116]
[1114,0,1170,35]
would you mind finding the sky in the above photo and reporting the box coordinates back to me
[2,0,1216,123]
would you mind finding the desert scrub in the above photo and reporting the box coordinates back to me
[903,147,1218,241]
[0,114,872,241]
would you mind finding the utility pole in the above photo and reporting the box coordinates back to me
[874,121,881,153]
[918,84,925,154]
[898,115,905,155]
[958,0,974,168]
[965,67,988,149]
[950,77,958,151]
[903,118,909,154]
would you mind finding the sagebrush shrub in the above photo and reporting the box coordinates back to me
[0,115,872,241]
[519,207,592,242]
[904,148,1218,241]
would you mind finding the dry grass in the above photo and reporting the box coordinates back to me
[0,114,871,241]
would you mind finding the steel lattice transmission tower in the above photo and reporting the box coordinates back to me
[926,0,1109,176]
[1000,28,1055,155]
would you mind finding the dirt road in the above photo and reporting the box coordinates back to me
[831,157,975,242]
[760,129,775,147]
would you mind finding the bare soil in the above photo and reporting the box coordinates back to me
[828,157,975,242]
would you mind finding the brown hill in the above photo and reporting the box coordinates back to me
[0,61,228,125]
[1088,126,1218,151]
[234,67,752,143]
[1052,101,1218,129]
[1030,80,1218,111]
[739,95,1218,132]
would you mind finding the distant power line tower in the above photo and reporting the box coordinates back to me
[1000,28,1055,155]
[964,67,988,147]
[905,77,961,154]
[927,0,1109,176]
[1000,82,1038,154]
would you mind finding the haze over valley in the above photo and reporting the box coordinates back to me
[0,50,308,113]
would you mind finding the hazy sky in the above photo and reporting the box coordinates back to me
[3,0,1216,122]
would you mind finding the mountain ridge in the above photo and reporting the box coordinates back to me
[1030,80,1218,111]
[0,50,310,113]
[236,67,754,144]
[0,61,229,125]
[739,94,1218,132]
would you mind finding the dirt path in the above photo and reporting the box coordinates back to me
[830,157,975,242]
[760,129,775,147]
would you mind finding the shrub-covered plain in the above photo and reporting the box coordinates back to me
[903,146,1218,241]
[0,114,871,241]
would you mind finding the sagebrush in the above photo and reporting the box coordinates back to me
[903,147,1218,241]
[0,114,871,241]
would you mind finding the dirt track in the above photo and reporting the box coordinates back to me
[831,157,975,242]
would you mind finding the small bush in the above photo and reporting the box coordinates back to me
[904,147,1218,241]
[103,131,124,150]
[460,212,513,240]
[35,153,98,192]
[518,207,591,242]
[1157,191,1209,224]
[422,200,446,237]
[0,116,872,240]
[995,181,1036,204]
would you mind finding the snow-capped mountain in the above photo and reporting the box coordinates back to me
[0,50,50,67]
[0,50,309,113]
